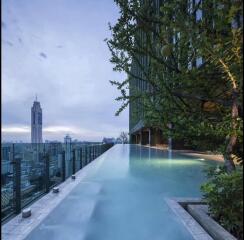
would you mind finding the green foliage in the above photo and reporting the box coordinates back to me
[201,167,243,239]
[107,0,243,171]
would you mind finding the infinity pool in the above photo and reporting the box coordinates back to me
[25,144,215,240]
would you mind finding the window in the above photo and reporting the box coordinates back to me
[32,112,35,124]
[38,113,42,124]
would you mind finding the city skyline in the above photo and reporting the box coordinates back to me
[2,0,128,142]
[31,98,43,143]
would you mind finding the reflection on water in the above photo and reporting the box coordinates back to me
[25,144,216,240]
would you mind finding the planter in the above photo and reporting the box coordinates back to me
[187,204,237,240]
[166,198,237,240]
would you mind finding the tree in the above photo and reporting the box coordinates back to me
[107,0,243,172]
[119,132,129,144]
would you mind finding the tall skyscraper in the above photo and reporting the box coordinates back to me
[31,97,43,143]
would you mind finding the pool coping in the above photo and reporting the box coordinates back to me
[1,152,107,240]
[165,197,213,240]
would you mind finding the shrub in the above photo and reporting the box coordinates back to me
[201,166,243,240]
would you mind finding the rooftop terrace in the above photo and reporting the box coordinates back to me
[2,144,218,240]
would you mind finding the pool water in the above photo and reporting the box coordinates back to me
[25,144,216,240]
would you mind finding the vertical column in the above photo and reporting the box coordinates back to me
[94,145,96,159]
[62,151,66,181]
[99,144,101,156]
[86,146,89,165]
[72,149,76,174]
[91,145,94,160]
[168,123,172,150]
[149,129,151,146]
[45,153,50,193]
[90,146,93,161]
[101,144,103,154]
[80,148,83,169]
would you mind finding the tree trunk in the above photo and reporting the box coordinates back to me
[224,90,239,173]
[224,136,237,173]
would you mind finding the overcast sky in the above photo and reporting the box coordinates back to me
[2,0,128,142]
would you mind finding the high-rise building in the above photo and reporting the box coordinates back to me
[129,0,206,147]
[129,0,165,146]
[31,98,43,143]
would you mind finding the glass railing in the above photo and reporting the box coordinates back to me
[1,142,114,223]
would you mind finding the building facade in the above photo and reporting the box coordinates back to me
[129,0,205,147]
[129,0,166,147]
[64,134,72,178]
[31,99,43,143]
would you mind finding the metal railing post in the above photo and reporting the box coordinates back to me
[12,144,21,214]
[86,146,89,164]
[87,146,90,164]
[91,145,94,161]
[94,145,96,159]
[72,149,76,174]
[80,148,83,169]
[92,145,94,160]
[84,146,86,166]
[45,153,50,193]
[102,144,104,154]
[89,145,93,162]
[62,151,66,181]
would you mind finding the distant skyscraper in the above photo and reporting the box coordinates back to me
[64,134,72,177]
[31,97,43,143]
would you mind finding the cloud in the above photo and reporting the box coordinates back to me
[2,0,128,142]
[3,40,14,47]
[39,52,47,58]
[2,21,6,29]
[43,126,78,133]
[1,124,125,142]
[2,125,30,133]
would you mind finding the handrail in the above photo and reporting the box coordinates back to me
[1,143,114,223]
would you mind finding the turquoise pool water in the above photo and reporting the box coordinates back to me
[25,144,216,240]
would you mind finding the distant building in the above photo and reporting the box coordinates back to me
[115,138,122,144]
[1,160,13,174]
[64,134,72,177]
[31,97,43,143]
[102,138,115,144]
[64,135,72,144]
[45,140,61,143]
[1,145,11,161]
